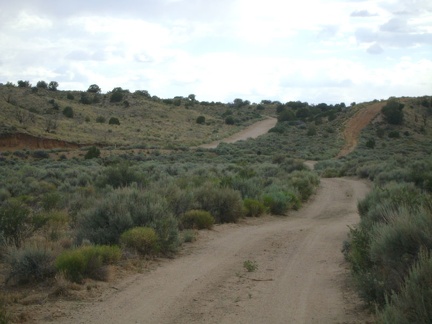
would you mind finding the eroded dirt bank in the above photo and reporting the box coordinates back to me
[0,133,81,151]
[50,178,372,324]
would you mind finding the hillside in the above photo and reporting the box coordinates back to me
[0,85,270,149]
[1,92,432,323]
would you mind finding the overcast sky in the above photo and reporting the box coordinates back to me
[1,0,431,104]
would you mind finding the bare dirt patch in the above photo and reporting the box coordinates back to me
[199,117,277,149]
[337,102,385,158]
[33,178,373,324]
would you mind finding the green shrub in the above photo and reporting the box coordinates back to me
[96,116,105,123]
[196,116,206,124]
[108,117,120,125]
[6,246,55,284]
[225,116,235,125]
[288,170,320,201]
[382,100,404,125]
[55,245,121,283]
[154,215,179,254]
[194,185,243,223]
[377,250,432,323]
[41,191,62,211]
[243,198,265,217]
[0,199,32,248]
[366,138,376,149]
[306,125,317,136]
[84,146,101,159]
[388,131,400,138]
[182,230,196,243]
[110,90,124,103]
[368,207,432,304]
[32,150,49,159]
[181,210,215,229]
[262,192,291,215]
[120,227,158,255]
[97,163,146,188]
[0,300,9,324]
[77,187,179,253]
[243,260,258,272]
[62,106,74,118]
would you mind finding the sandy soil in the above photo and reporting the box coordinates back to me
[43,177,372,324]
[199,117,277,149]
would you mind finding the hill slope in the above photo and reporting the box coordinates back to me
[0,86,270,149]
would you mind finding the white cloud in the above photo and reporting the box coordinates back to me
[0,0,431,104]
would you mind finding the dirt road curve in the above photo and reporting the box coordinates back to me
[199,117,277,149]
[56,178,371,324]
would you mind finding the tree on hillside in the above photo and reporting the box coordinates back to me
[63,106,74,118]
[196,116,206,124]
[134,90,151,98]
[80,92,92,104]
[382,100,404,125]
[278,109,296,122]
[110,87,125,103]
[48,81,59,91]
[36,80,48,89]
[17,80,31,88]
[87,84,101,93]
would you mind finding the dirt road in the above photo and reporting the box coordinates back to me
[337,102,384,157]
[56,178,371,324]
[199,117,277,149]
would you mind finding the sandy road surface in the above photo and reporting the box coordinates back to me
[55,178,371,324]
[199,117,277,149]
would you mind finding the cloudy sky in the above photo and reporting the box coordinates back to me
[1,0,431,104]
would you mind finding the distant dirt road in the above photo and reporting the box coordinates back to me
[199,117,277,149]
[56,178,371,324]
[337,102,384,157]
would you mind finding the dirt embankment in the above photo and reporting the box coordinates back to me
[337,102,385,158]
[0,133,81,151]
[39,178,372,324]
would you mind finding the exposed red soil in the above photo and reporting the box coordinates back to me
[337,102,385,158]
[0,133,81,151]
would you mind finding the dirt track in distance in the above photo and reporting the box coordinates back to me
[53,178,372,324]
[337,102,384,157]
[199,117,277,149]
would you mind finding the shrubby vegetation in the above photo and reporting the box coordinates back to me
[329,97,432,321]
[8,86,427,320]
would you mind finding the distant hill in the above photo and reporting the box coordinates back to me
[0,85,270,150]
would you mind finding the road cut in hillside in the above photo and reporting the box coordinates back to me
[52,177,372,324]
[199,117,277,149]
[337,102,384,157]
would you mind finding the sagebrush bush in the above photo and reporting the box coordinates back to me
[194,184,243,223]
[55,245,121,283]
[181,210,215,229]
[243,199,266,217]
[262,185,301,215]
[181,230,196,243]
[0,300,9,324]
[288,170,319,201]
[6,246,55,284]
[0,199,32,248]
[77,187,180,253]
[377,250,432,323]
[97,163,147,188]
[120,227,158,255]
